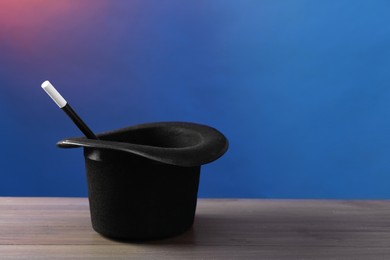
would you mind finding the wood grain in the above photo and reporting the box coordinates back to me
[1,198,390,259]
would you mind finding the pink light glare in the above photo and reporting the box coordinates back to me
[0,0,142,108]
[0,0,115,97]
[0,0,108,54]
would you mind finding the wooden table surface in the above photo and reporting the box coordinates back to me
[1,198,390,259]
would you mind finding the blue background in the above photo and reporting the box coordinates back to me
[1,0,390,198]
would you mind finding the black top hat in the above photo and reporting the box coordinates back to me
[57,122,228,167]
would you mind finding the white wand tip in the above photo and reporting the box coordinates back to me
[41,80,67,108]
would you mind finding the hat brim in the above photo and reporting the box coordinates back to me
[57,122,228,167]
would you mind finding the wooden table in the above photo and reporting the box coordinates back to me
[1,198,390,259]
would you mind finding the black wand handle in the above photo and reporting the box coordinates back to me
[62,104,99,140]
[41,80,99,140]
